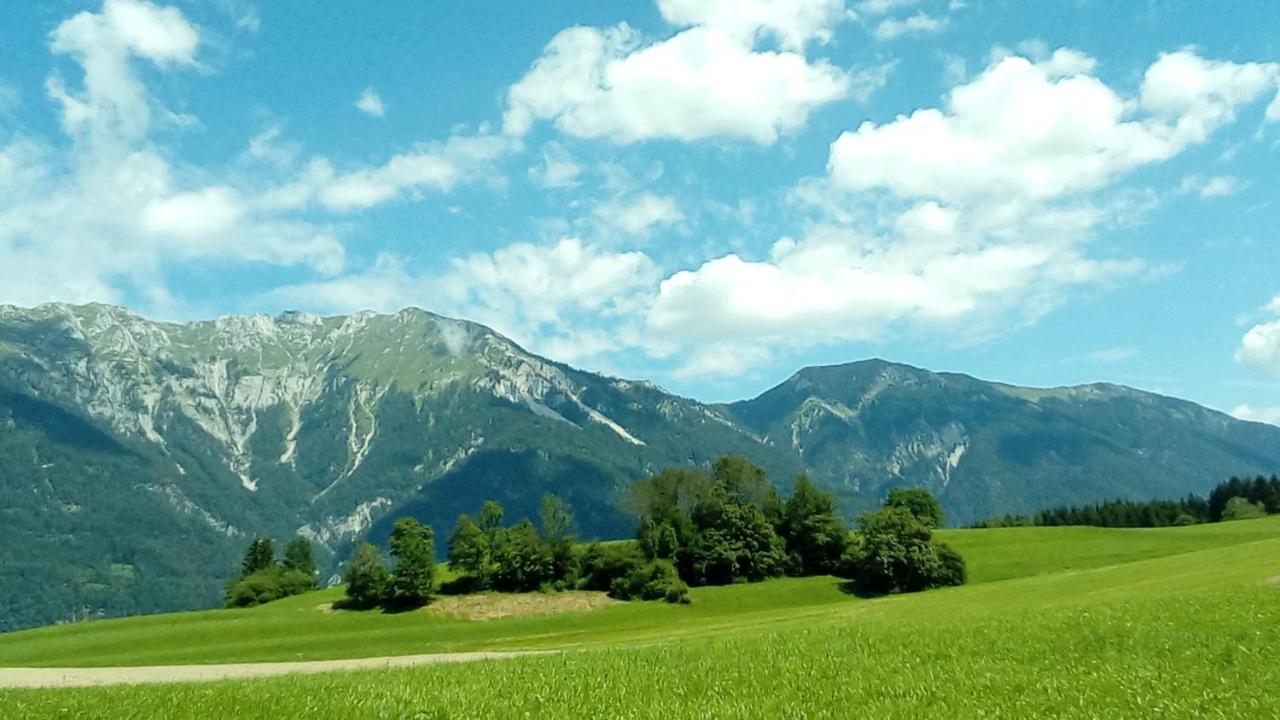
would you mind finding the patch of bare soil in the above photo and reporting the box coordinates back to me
[425,591,621,621]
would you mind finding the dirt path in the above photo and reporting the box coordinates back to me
[0,650,545,689]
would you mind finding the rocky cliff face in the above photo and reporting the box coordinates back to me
[3,303,1280,631]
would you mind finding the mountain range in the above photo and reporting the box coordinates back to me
[2,302,1279,631]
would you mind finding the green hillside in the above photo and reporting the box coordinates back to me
[4,302,1280,632]
[3,517,1280,717]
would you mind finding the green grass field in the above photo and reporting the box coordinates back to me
[4,516,1280,718]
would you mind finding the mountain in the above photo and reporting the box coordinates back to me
[2,303,1279,631]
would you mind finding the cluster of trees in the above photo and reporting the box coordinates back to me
[326,456,969,611]
[623,457,965,596]
[974,475,1280,529]
[224,537,317,608]
[343,517,438,610]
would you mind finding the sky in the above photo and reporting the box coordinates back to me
[1,0,1280,419]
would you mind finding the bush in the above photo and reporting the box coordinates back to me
[577,541,645,592]
[608,559,690,604]
[848,506,965,595]
[224,567,314,608]
[1222,496,1267,521]
[493,520,554,592]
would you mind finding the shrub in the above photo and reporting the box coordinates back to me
[224,567,314,608]
[609,559,689,604]
[577,541,645,592]
[1222,496,1267,521]
[848,506,965,595]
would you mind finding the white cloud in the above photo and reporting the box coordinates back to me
[874,12,947,40]
[854,0,918,15]
[356,87,385,117]
[263,133,517,212]
[1238,296,1280,378]
[829,49,1280,204]
[656,0,849,51]
[642,47,1280,376]
[503,16,851,145]
[528,141,582,188]
[1179,174,1241,198]
[142,186,244,240]
[1232,404,1280,426]
[594,193,684,236]
[47,0,199,142]
[265,239,660,365]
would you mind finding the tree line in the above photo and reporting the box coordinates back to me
[227,456,969,611]
[974,475,1280,529]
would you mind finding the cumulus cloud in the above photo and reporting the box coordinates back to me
[356,87,386,117]
[642,47,1279,376]
[656,0,849,50]
[1232,404,1280,426]
[1237,296,1280,377]
[829,49,1280,203]
[265,239,660,365]
[0,1,357,313]
[503,5,853,145]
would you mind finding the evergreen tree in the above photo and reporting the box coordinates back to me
[282,537,316,580]
[240,537,275,578]
[387,517,436,607]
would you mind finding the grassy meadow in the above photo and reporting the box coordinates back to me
[3,516,1280,717]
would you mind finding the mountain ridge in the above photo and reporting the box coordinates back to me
[2,302,1279,631]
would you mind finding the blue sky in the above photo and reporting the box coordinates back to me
[2,0,1280,419]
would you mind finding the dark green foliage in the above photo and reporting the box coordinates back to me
[540,494,577,587]
[282,538,316,580]
[224,567,314,608]
[241,538,276,578]
[576,541,646,592]
[343,543,390,610]
[847,506,965,595]
[976,476,1280,528]
[387,518,436,608]
[447,514,494,587]
[492,520,555,592]
[224,536,314,608]
[778,475,848,575]
[607,559,690,604]
[638,519,680,561]
[885,488,946,529]
[687,486,787,585]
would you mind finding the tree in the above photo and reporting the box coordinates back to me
[240,537,275,577]
[848,505,964,595]
[1222,496,1267,521]
[779,475,848,576]
[344,542,390,610]
[885,488,946,529]
[493,520,554,592]
[540,494,578,586]
[387,517,436,607]
[447,514,494,588]
[712,456,783,526]
[282,537,316,581]
[689,485,786,585]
